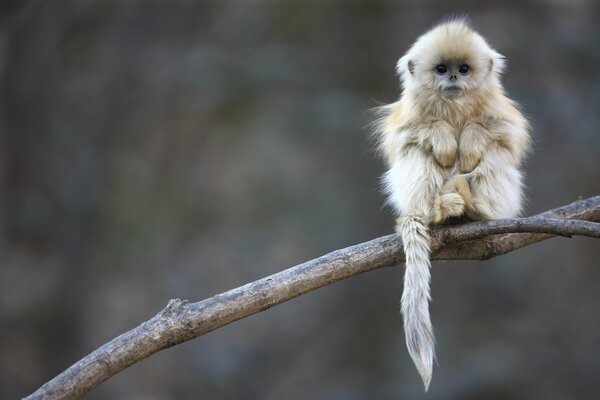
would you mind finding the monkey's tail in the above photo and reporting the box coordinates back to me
[397,215,435,391]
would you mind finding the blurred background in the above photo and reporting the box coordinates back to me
[1,1,599,399]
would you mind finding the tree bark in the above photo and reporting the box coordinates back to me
[24,195,600,400]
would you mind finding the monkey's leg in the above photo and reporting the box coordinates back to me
[465,144,524,219]
[424,121,458,169]
[458,121,492,173]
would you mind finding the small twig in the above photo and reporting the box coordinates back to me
[24,195,600,400]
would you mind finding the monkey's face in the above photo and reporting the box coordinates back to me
[398,21,506,101]
[404,53,493,101]
[432,61,472,99]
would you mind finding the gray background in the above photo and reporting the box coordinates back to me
[2,1,599,399]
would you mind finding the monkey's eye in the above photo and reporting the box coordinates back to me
[458,64,470,74]
[435,64,447,74]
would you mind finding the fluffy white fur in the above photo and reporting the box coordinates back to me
[374,18,531,390]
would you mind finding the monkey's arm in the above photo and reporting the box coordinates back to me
[465,143,526,219]
[462,117,530,220]
[456,106,530,219]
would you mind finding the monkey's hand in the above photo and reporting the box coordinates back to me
[427,121,458,168]
[458,122,490,172]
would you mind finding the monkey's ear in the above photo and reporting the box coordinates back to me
[489,50,506,75]
[396,55,414,77]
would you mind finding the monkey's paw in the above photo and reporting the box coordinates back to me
[432,192,465,224]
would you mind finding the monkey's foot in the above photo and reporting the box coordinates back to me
[432,192,465,224]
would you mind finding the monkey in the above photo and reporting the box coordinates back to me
[373,18,531,390]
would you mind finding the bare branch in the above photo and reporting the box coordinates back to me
[25,195,600,400]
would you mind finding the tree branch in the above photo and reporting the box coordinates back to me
[25,195,600,400]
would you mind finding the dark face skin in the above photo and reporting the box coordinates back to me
[433,61,471,98]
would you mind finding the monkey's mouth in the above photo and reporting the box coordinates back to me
[442,86,464,98]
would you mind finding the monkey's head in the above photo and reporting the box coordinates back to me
[397,19,505,101]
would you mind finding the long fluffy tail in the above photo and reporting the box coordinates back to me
[397,215,435,391]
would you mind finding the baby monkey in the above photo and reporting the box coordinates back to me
[374,18,530,390]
